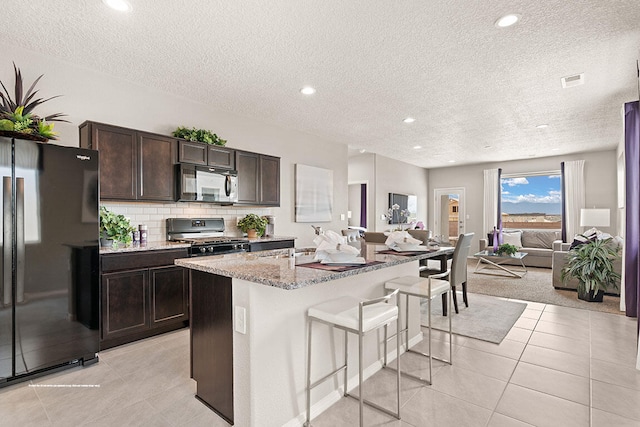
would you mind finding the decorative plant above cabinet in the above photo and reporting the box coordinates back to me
[0,63,68,141]
[173,126,227,146]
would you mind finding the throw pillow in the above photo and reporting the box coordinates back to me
[501,231,523,249]
[521,230,559,249]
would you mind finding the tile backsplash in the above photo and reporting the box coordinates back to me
[102,201,273,243]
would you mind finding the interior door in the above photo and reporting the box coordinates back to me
[434,187,465,244]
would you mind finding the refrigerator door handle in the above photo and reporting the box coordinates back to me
[16,178,24,304]
[2,177,11,306]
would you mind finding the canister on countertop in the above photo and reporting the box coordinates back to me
[139,224,148,246]
[265,215,275,237]
[133,230,141,245]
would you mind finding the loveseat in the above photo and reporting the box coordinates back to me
[551,238,622,296]
[479,229,561,268]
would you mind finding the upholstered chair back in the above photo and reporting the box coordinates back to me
[451,233,474,287]
[363,232,388,244]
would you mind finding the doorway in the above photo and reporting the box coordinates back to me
[348,183,367,230]
[434,187,465,244]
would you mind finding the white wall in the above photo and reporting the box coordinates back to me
[428,150,619,251]
[348,153,429,232]
[1,44,349,248]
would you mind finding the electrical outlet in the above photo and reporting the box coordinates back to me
[235,306,247,334]
[236,216,243,226]
[340,214,345,221]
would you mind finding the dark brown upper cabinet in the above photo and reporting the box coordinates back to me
[79,121,176,202]
[177,140,235,169]
[236,151,280,206]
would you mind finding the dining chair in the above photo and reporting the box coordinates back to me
[443,232,474,315]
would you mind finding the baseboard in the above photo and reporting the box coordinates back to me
[283,331,424,427]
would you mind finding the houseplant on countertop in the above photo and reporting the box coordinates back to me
[0,63,68,141]
[99,207,136,248]
[237,214,268,238]
[561,237,621,302]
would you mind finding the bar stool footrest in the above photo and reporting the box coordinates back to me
[345,392,401,420]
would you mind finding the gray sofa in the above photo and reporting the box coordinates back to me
[479,229,561,268]
[552,240,622,296]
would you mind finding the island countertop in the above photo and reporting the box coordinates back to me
[175,246,454,290]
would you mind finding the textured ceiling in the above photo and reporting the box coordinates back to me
[3,1,639,168]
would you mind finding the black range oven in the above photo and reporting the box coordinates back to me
[166,218,249,257]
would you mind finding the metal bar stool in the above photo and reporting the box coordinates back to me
[304,289,400,427]
[383,272,453,385]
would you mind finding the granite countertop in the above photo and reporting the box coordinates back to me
[100,241,191,254]
[247,235,296,243]
[175,246,455,290]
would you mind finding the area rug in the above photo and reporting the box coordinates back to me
[464,259,623,315]
[420,292,526,344]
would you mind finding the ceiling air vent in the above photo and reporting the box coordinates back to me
[561,73,585,88]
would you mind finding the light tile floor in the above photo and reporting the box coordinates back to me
[1,297,639,427]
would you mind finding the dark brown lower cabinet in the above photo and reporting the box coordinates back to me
[190,270,234,425]
[100,249,189,349]
[102,269,150,340]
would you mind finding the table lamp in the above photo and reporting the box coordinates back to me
[579,208,610,228]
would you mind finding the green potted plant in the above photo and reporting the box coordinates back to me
[99,207,136,248]
[561,237,621,302]
[237,214,268,238]
[172,126,227,146]
[0,63,68,141]
[496,243,518,256]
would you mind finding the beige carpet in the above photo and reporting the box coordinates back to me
[465,259,623,315]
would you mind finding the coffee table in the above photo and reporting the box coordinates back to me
[474,250,528,278]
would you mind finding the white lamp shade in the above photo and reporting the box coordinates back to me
[579,208,610,227]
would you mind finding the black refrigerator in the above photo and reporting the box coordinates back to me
[0,136,100,386]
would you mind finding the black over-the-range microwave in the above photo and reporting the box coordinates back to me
[177,164,238,204]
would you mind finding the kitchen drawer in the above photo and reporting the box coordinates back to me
[101,249,189,272]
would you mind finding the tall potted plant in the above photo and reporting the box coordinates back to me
[237,214,268,238]
[561,237,621,302]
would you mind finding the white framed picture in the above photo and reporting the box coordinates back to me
[295,164,333,222]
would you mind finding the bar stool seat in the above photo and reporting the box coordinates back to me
[308,296,400,333]
[305,290,400,427]
[385,275,451,299]
[384,272,453,385]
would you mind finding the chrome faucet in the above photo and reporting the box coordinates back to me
[311,225,323,235]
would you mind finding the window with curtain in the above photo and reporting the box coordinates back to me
[500,171,562,230]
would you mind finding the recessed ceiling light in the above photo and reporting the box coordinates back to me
[403,117,415,123]
[413,145,422,149]
[561,73,585,88]
[300,86,316,95]
[495,14,520,28]
[536,124,549,129]
[358,149,366,154]
[102,0,132,12]
[551,148,560,151]
[448,160,456,163]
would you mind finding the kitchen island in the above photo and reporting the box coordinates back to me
[176,245,453,426]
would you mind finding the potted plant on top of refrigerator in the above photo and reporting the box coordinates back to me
[0,63,68,141]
